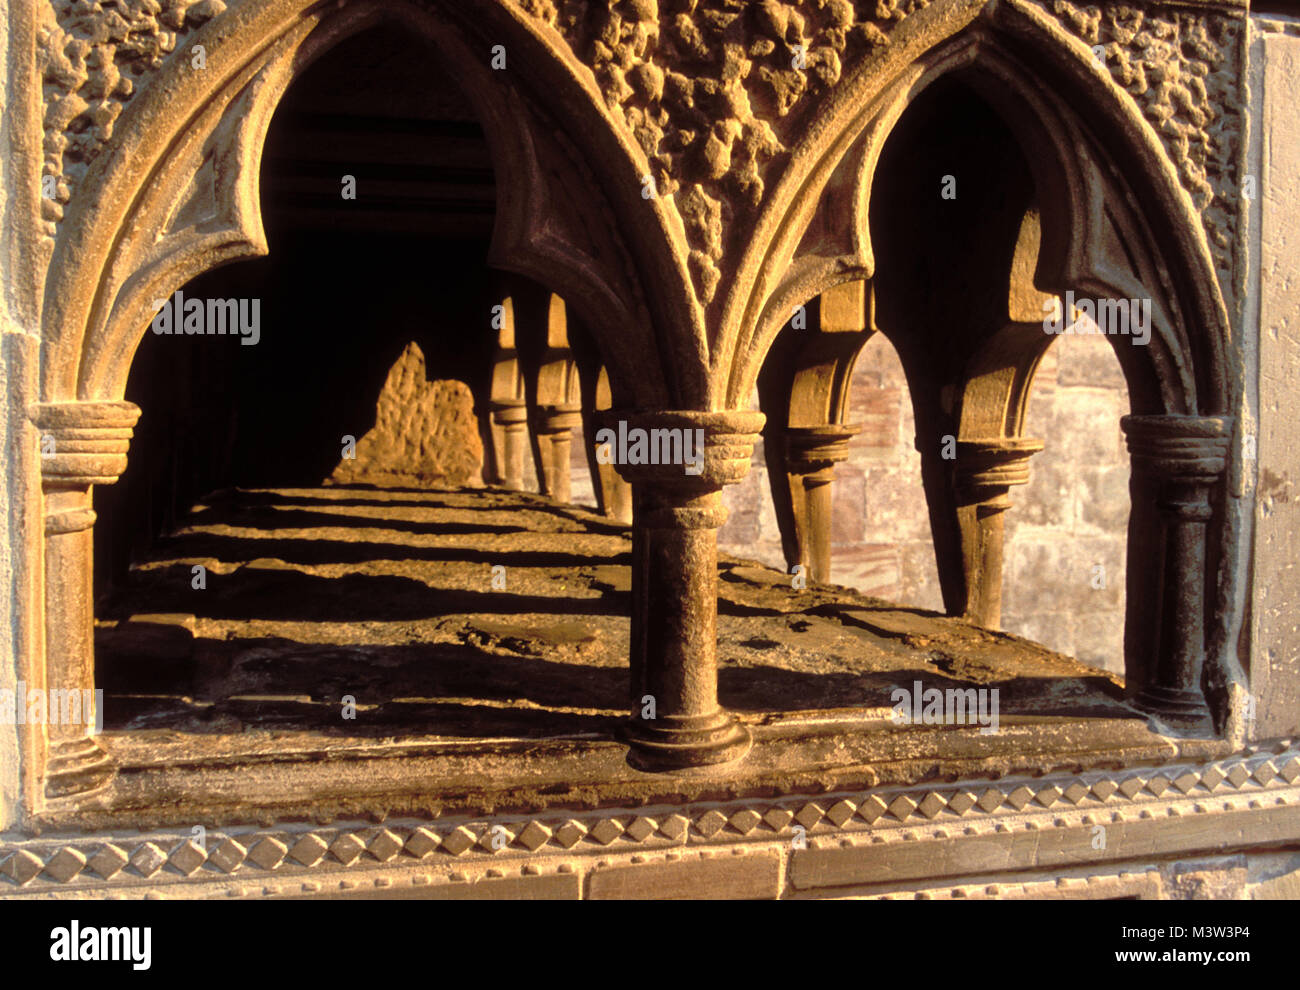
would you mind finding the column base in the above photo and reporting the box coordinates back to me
[45,737,115,799]
[620,710,752,772]
[1132,685,1213,732]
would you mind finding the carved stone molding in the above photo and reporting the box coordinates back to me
[607,409,766,493]
[784,423,856,477]
[31,399,141,488]
[954,437,1044,510]
[1123,413,1232,485]
[2,742,1294,896]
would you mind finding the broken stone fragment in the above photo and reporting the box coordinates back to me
[327,341,484,489]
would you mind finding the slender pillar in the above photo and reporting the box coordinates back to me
[783,424,856,583]
[518,292,580,505]
[759,281,873,583]
[487,289,527,490]
[1122,414,1230,730]
[534,404,581,505]
[952,437,1043,628]
[581,365,633,524]
[34,400,140,801]
[490,400,528,490]
[612,410,764,771]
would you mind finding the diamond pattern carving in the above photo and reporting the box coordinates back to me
[1145,776,1170,797]
[42,847,86,883]
[87,843,130,880]
[1005,787,1034,811]
[976,788,1005,812]
[1062,783,1090,805]
[553,820,588,849]
[4,746,1297,889]
[1034,785,1063,808]
[1118,777,1145,799]
[728,809,762,835]
[589,818,625,845]
[289,834,329,868]
[764,808,795,831]
[129,843,168,878]
[948,790,979,815]
[794,803,825,830]
[1201,767,1227,791]
[208,839,247,874]
[167,840,207,877]
[441,827,477,857]
[694,810,728,838]
[887,794,918,820]
[658,815,690,841]
[1173,773,1200,794]
[1091,780,1119,801]
[1,850,43,885]
[329,833,365,866]
[368,830,403,862]
[405,828,440,858]
[517,821,553,851]
[917,793,946,820]
[857,794,889,823]
[246,837,287,871]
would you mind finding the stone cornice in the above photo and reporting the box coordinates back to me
[3,741,1294,897]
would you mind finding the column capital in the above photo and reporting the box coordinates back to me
[535,403,582,434]
[598,409,765,491]
[954,436,1044,508]
[784,423,858,477]
[32,400,140,488]
[490,398,528,427]
[1122,414,1232,483]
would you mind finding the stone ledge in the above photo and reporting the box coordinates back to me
[3,742,1295,898]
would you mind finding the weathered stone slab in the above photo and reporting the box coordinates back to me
[285,871,580,900]
[1251,32,1300,739]
[790,803,1300,892]
[587,853,782,900]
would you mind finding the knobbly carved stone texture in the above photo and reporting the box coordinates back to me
[327,342,484,489]
[514,0,928,303]
[1047,1,1241,287]
[38,0,230,235]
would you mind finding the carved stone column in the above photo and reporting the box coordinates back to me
[534,404,582,505]
[1122,415,1230,730]
[759,281,873,584]
[953,437,1043,628]
[489,400,528,491]
[783,424,856,583]
[487,288,527,491]
[580,364,633,524]
[612,410,763,771]
[33,400,140,800]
